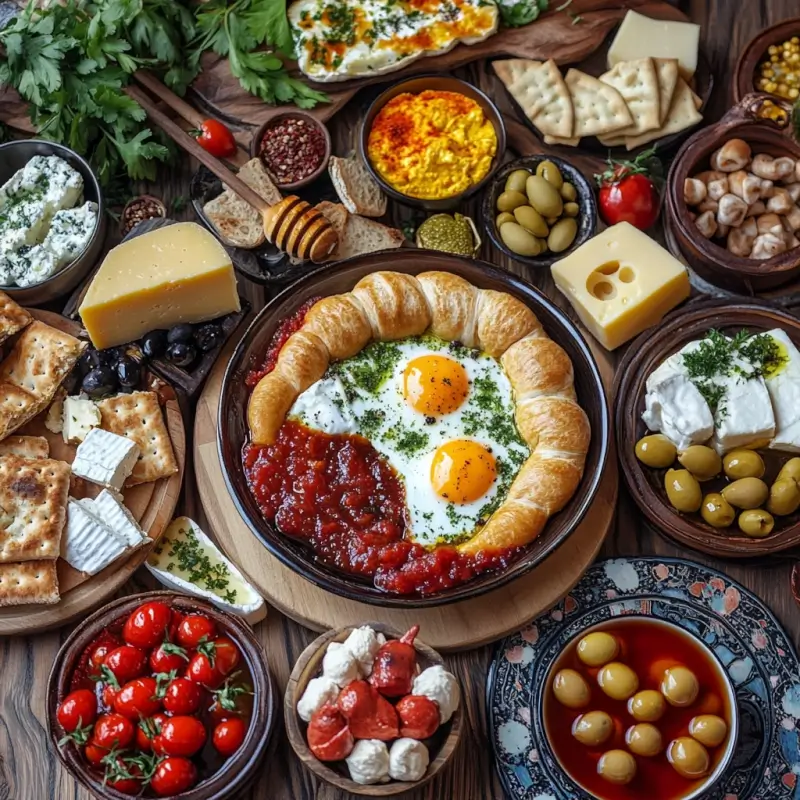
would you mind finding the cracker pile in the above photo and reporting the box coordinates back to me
[494,57,703,151]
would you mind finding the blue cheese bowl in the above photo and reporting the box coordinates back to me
[0,140,106,305]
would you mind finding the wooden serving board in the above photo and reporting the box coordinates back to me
[193,344,618,652]
[0,310,186,636]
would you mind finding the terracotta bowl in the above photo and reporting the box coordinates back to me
[615,299,800,558]
[47,592,276,800]
[734,17,800,103]
[284,623,462,796]
[665,93,800,294]
[358,74,507,212]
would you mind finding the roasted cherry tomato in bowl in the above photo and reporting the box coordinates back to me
[191,119,237,159]
[123,601,172,649]
[149,641,189,674]
[136,712,168,752]
[163,677,201,715]
[114,677,161,719]
[151,756,198,797]
[104,645,147,684]
[153,715,207,757]
[57,689,97,735]
[176,614,217,649]
[93,713,135,750]
[213,717,247,757]
[594,147,662,231]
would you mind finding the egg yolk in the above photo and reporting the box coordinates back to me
[430,439,496,503]
[403,355,469,416]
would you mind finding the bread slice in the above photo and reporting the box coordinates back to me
[329,156,387,217]
[316,202,404,261]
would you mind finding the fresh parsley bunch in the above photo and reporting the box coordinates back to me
[498,0,549,28]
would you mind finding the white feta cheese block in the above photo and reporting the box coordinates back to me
[79,489,146,548]
[145,517,267,624]
[41,201,98,269]
[7,245,59,287]
[61,498,129,575]
[62,395,100,443]
[71,428,140,491]
[762,329,800,452]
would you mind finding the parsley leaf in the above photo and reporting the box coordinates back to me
[499,0,549,28]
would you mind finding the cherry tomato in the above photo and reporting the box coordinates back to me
[212,717,247,757]
[149,642,188,674]
[214,637,241,677]
[84,741,107,765]
[57,689,97,732]
[168,609,186,641]
[90,643,112,672]
[186,652,222,688]
[123,601,172,649]
[106,758,143,795]
[176,614,217,649]
[93,713,135,750]
[598,172,660,230]
[136,712,168,752]
[153,715,207,757]
[163,677,201,716]
[192,119,237,159]
[114,677,161,720]
[101,684,120,710]
[104,645,146,684]
[151,756,198,797]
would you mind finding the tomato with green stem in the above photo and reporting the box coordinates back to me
[191,119,237,158]
[594,147,663,230]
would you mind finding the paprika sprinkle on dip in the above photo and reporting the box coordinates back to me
[259,116,328,186]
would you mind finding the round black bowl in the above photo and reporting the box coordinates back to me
[0,140,106,305]
[218,251,610,607]
[482,156,598,270]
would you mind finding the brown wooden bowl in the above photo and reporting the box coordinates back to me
[615,299,800,558]
[734,17,800,104]
[665,93,800,294]
[284,623,462,796]
[47,592,276,800]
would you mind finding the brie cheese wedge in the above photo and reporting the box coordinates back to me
[79,490,146,548]
[761,328,800,452]
[71,428,140,491]
[61,498,131,575]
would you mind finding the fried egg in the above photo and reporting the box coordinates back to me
[289,336,529,546]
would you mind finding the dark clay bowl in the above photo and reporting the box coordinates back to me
[47,592,276,800]
[358,74,507,212]
[285,623,462,796]
[482,155,598,269]
[734,17,800,104]
[218,250,610,607]
[615,299,800,558]
[665,93,800,294]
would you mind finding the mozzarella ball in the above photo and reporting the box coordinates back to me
[342,626,383,676]
[625,723,663,757]
[597,749,637,785]
[667,737,710,778]
[322,641,360,687]
[297,676,339,722]
[346,739,390,785]
[597,662,639,701]
[412,665,460,723]
[627,690,667,722]
[572,710,613,747]
[661,666,700,707]
[577,632,620,667]
[552,669,591,709]
[689,714,728,748]
[388,738,430,782]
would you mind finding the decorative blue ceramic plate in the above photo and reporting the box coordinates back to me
[487,557,800,800]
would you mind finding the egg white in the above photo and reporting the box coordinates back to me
[288,336,529,546]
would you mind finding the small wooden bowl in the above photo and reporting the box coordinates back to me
[665,93,800,294]
[285,623,462,796]
[734,17,800,103]
[47,592,276,800]
[615,299,800,558]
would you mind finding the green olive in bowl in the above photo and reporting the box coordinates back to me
[767,478,800,516]
[496,190,529,213]
[635,434,677,468]
[525,175,563,218]
[505,169,530,194]
[721,477,769,509]
[777,457,800,485]
[722,449,765,480]
[499,222,542,257]
[513,205,549,237]
[700,493,735,528]
[535,160,563,190]
[678,445,722,481]
[664,469,702,513]
[738,509,775,538]
[496,211,515,227]
[548,218,577,253]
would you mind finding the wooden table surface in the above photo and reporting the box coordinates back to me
[3,2,800,799]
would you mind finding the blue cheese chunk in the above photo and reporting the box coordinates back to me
[79,489,146,548]
[71,428,140,491]
[61,498,130,575]
[62,395,100,444]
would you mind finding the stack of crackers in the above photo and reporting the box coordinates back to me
[494,57,703,151]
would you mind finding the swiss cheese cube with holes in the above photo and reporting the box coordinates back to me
[550,222,690,351]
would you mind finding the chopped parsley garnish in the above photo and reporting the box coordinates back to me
[329,340,402,396]
[396,429,429,456]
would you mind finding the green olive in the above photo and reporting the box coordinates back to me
[526,175,563,217]
[572,710,613,747]
[513,205,549,237]
[635,434,677,468]
[626,723,663,757]
[665,468,702,513]
[496,211,516,227]
[598,662,639,701]
[536,160,564,190]
[661,666,699,707]
[738,508,775,538]
[597,750,637,785]
[767,478,800,516]
[678,445,722,481]
[499,222,542,257]
[505,169,531,194]
[777,457,800,485]
[548,218,578,253]
[553,668,590,709]
[563,201,580,217]
[577,632,619,667]
[688,715,728,748]
[627,690,666,723]
[667,737,710,779]
[699,493,735,528]
[546,216,559,226]
[721,477,769,509]
[496,190,529,213]
[723,449,765,480]
[560,181,577,201]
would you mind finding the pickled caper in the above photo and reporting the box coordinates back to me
[664,469,702,513]
[738,509,775,538]
[723,450,765,480]
[678,446,722,481]
[560,181,577,201]
[721,477,769,509]
[526,175,563,217]
[496,211,516,227]
[513,205,549,237]
[548,218,577,253]
[777,457,800,485]
[496,190,529,213]
[767,478,800,516]
[505,169,531,194]
[700,493,735,528]
[635,434,677,469]
[536,160,564,190]
[499,222,542,257]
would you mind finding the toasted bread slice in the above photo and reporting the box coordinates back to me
[329,155,387,217]
[317,202,404,261]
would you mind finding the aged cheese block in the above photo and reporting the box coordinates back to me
[79,222,240,349]
[551,221,690,351]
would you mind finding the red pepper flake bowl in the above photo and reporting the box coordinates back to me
[47,592,276,800]
[251,111,332,191]
[284,623,463,796]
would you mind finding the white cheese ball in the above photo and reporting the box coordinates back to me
[322,641,360,687]
[343,626,382,676]
[412,665,460,723]
[296,676,339,723]
[389,738,430,782]
[345,739,390,785]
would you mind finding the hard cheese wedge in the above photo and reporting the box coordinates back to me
[551,222,690,351]
[79,222,240,349]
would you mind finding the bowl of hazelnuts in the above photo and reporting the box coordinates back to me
[666,93,800,293]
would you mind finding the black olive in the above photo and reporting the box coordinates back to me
[62,366,81,395]
[194,323,223,353]
[141,330,168,359]
[167,324,194,345]
[81,366,117,399]
[99,347,124,366]
[166,342,197,368]
[77,349,102,376]
[116,357,141,390]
